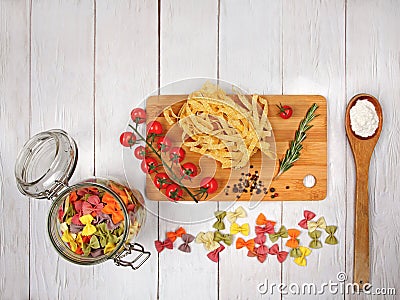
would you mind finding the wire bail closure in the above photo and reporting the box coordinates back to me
[45,180,69,200]
[113,243,151,270]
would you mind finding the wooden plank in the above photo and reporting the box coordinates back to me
[0,1,30,298]
[346,0,400,297]
[158,1,219,299]
[94,0,159,298]
[30,1,95,298]
[281,0,346,299]
[145,94,327,201]
[218,1,283,299]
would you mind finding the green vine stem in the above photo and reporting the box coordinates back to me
[129,124,199,203]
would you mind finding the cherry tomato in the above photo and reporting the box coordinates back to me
[200,177,218,194]
[165,184,183,201]
[169,147,185,163]
[140,157,158,174]
[276,103,293,119]
[130,108,146,124]
[134,145,147,160]
[181,162,198,179]
[154,173,171,190]
[156,136,171,152]
[120,132,136,147]
[147,121,163,135]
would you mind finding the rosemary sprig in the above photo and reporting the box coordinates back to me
[273,103,319,180]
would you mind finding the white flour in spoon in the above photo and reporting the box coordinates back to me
[350,99,379,137]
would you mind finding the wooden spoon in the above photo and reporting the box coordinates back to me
[345,93,383,287]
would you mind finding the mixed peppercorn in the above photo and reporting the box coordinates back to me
[223,165,290,199]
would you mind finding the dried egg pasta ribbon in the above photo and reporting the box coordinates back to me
[163,82,275,169]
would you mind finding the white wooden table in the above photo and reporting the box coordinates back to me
[1,1,399,299]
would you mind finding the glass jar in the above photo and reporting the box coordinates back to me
[15,129,150,269]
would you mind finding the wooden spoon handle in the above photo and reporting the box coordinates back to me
[354,163,370,286]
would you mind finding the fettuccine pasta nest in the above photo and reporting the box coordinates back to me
[163,82,275,169]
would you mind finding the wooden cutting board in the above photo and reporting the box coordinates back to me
[145,95,327,201]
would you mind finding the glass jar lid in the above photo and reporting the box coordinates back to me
[15,129,78,199]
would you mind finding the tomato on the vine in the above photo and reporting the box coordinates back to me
[169,147,185,163]
[134,145,147,160]
[140,157,158,174]
[154,173,171,190]
[120,132,136,147]
[200,177,218,194]
[131,108,146,124]
[181,162,198,179]
[147,121,163,135]
[165,184,183,202]
[276,103,293,119]
[157,136,172,152]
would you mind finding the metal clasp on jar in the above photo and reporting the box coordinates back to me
[45,180,69,199]
[113,243,150,270]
